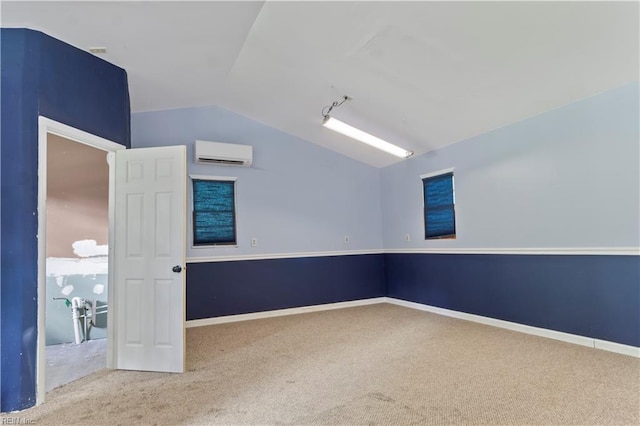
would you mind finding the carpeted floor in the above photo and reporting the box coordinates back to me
[3,303,639,425]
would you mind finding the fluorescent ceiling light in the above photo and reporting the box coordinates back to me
[322,116,413,159]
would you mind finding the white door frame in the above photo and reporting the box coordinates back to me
[36,116,126,405]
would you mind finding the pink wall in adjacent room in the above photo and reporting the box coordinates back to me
[46,134,109,258]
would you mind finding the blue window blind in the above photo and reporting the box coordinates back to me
[423,172,456,239]
[192,179,236,246]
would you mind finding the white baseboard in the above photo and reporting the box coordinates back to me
[593,339,640,357]
[385,297,640,358]
[186,297,386,328]
[185,296,639,358]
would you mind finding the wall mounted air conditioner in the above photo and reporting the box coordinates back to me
[194,140,253,167]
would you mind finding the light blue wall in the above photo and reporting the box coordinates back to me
[381,82,640,249]
[132,105,383,258]
[130,83,638,347]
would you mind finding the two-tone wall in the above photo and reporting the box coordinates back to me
[3,27,638,414]
[381,82,640,346]
[0,29,130,412]
[132,82,639,349]
[131,106,386,320]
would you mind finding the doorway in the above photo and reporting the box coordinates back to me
[44,134,109,391]
[37,117,125,404]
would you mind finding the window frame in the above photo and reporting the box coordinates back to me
[420,168,456,240]
[189,174,238,248]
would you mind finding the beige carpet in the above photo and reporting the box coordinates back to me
[3,304,639,425]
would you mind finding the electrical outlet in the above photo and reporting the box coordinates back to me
[251,238,258,247]
[405,234,411,242]
[344,235,350,244]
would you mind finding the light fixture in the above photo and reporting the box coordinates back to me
[321,95,413,159]
[89,47,107,54]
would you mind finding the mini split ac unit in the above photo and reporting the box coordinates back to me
[194,140,253,167]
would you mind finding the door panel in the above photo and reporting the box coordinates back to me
[114,146,186,373]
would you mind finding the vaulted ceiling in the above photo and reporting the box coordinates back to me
[3,1,638,167]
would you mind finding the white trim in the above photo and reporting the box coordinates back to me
[37,116,125,406]
[594,339,640,357]
[106,152,116,370]
[185,247,637,263]
[191,244,240,250]
[384,247,640,256]
[186,298,386,328]
[385,298,640,358]
[36,120,48,406]
[39,117,126,153]
[184,296,638,358]
[420,167,455,180]
[189,174,237,182]
[187,249,385,263]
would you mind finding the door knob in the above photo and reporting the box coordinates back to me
[172,265,182,273]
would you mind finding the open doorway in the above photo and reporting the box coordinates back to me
[37,117,187,405]
[44,134,109,391]
[37,116,126,404]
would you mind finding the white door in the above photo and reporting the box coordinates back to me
[114,146,186,373]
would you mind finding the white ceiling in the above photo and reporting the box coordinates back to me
[2,1,638,168]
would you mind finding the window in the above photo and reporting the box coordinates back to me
[191,177,237,246]
[422,170,456,239]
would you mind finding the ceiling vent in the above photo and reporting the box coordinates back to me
[194,140,253,167]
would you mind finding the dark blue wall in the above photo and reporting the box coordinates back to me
[187,254,385,320]
[187,253,639,348]
[385,253,640,347]
[38,34,131,144]
[0,28,130,412]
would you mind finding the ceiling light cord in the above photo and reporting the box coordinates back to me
[322,95,352,118]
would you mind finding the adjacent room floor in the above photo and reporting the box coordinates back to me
[45,338,106,393]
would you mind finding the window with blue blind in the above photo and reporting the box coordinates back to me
[423,171,456,239]
[192,178,237,246]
